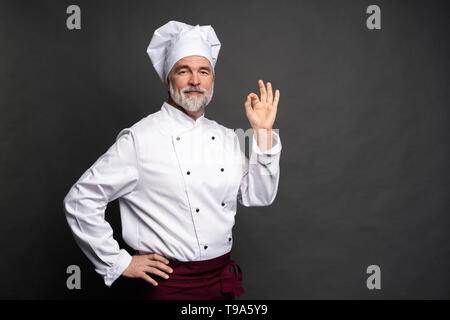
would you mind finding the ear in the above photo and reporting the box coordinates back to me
[165,77,170,97]
[166,75,172,90]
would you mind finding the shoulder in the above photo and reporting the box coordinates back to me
[116,109,163,140]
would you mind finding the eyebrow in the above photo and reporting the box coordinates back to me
[174,65,212,73]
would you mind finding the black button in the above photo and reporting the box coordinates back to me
[176,137,180,141]
[221,202,225,207]
[187,171,190,175]
[211,136,215,140]
[204,245,208,250]
[228,237,232,242]
[196,208,199,212]
[220,168,224,172]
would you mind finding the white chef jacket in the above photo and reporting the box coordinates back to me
[63,102,282,287]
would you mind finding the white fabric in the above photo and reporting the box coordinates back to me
[63,102,282,287]
[147,20,221,82]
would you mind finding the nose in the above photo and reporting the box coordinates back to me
[188,72,201,87]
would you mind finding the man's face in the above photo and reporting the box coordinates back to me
[166,55,214,112]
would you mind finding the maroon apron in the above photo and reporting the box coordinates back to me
[133,252,244,300]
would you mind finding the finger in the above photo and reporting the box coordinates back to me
[140,272,158,286]
[148,253,170,264]
[273,89,280,110]
[258,79,266,103]
[249,93,260,107]
[244,95,253,116]
[267,82,273,105]
[144,266,170,280]
[147,260,173,274]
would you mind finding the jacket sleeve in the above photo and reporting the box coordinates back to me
[237,130,282,207]
[63,128,139,287]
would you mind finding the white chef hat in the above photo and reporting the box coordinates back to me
[147,20,221,83]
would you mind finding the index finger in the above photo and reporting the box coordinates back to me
[147,253,170,264]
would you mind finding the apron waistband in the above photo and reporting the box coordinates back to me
[136,251,244,298]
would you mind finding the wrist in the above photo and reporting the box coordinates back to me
[254,128,273,152]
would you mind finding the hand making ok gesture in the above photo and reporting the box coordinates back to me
[244,80,280,131]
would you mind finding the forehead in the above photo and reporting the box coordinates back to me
[172,55,212,69]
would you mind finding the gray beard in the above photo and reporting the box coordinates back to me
[169,81,214,112]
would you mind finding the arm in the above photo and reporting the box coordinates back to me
[63,128,139,287]
[238,80,282,206]
[237,130,282,207]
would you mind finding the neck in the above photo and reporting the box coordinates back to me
[167,96,205,121]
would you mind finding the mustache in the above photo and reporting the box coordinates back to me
[181,86,208,94]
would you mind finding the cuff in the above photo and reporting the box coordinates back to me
[104,249,132,287]
[252,130,281,153]
[250,131,282,166]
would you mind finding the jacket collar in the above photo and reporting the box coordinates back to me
[160,102,206,134]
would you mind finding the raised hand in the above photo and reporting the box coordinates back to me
[244,80,280,131]
[244,80,280,152]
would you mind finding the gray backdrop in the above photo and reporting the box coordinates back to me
[0,0,449,299]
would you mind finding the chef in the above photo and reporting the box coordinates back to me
[63,20,282,300]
